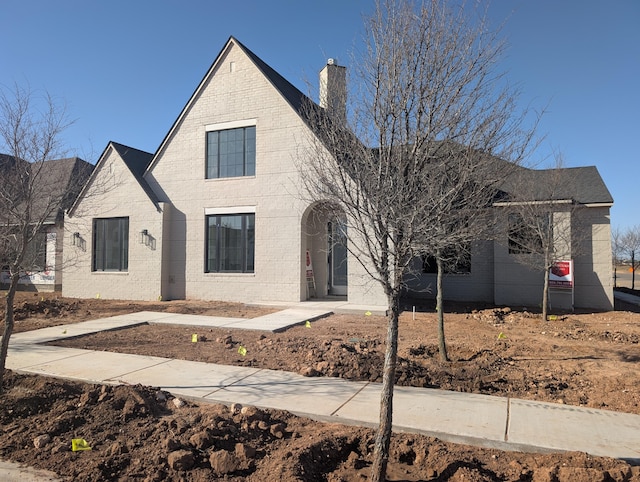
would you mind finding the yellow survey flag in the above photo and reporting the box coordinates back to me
[238,346,247,356]
[497,332,506,340]
[191,334,198,343]
[72,438,91,451]
[305,321,311,328]
[365,311,372,316]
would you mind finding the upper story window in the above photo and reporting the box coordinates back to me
[93,217,129,271]
[206,126,256,179]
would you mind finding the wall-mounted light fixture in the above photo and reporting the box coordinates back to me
[72,232,86,251]
[140,229,150,246]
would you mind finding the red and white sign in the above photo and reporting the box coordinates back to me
[549,260,573,288]
[305,250,314,280]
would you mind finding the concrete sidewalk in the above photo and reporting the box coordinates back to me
[6,309,640,464]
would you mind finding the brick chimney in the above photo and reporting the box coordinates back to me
[319,58,346,124]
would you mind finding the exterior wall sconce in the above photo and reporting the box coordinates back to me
[72,232,86,251]
[140,229,150,246]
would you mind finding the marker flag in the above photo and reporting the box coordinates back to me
[71,438,91,451]
[191,334,198,343]
[497,332,506,340]
[305,321,311,328]
[365,311,372,316]
[238,346,247,356]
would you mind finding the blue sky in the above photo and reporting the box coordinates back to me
[1,1,638,230]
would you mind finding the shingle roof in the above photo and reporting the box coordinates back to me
[500,165,613,205]
[110,142,160,207]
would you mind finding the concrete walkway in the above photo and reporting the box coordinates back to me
[6,307,640,465]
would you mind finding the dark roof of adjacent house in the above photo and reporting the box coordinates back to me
[500,165,613,205]
[110,142,160,208]
[0,154,93,224]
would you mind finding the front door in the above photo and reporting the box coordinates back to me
[328,219,348,296]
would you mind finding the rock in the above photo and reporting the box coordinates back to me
[189,430,214,450]
[209,450,241,475]
[230,403,242,414]
[172,397,185,408]
[33,434,51,448]
[235,442,256,459]
[163,438,180,451]
[51,443,69,454]
[155,391,167,402]
[270,422,286,438]
[167,450,195,471]
[240,405,262,421]
[300,366,318,377]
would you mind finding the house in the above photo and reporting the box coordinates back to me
[63,36,614,311]
[405,163,614,311]
[0,155,92,291]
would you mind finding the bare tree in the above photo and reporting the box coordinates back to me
[0,84,75,391]
[496,159,588,321]
[300,1,537,479]
[611,227,624,288]
[621,226,640,290]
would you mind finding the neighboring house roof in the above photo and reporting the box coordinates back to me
[0,154,93,224]
[499,165,613,205]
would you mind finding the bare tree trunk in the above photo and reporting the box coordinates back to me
[0,273,20,392]
[370,291,400,482]
[632,251,636,290]
[436,256,449,362]
[542,265,550,321]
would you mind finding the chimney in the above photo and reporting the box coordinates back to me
[319,58,346,124]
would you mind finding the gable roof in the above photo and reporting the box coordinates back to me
[68,142,158,216]
[146,36,316,174]
[499,165,613,206]
[111,142,159,207]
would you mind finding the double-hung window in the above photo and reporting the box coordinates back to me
[206,214,255,273]
[93,217,129,271]
[206,126,256,179]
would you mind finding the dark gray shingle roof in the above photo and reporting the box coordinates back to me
[110,142,160,208]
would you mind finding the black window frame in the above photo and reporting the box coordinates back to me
[205,213,255,273]
[206,126,256,179]
[92,217,129,272]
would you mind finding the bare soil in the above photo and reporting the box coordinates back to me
[1,290,640,481]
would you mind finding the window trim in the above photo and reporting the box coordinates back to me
[205,122,256,180]
[205,213,255,274]
[92,217,129,272]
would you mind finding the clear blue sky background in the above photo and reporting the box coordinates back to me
[1,0,638,230]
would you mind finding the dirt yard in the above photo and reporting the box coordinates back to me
[1,291,640,481]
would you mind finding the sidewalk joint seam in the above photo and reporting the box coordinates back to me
[103,358,173,382]
[330,382,370,416]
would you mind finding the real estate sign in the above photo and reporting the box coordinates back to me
[549,260,573,289]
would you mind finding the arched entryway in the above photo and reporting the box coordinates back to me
[301,203,347,300]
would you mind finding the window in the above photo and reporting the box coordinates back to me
[422,245,471,274]
[206,126,256,179]
[206,214,255,273]
[508,212,548,254]
[93,217,129,271]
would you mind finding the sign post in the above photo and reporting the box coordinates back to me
[549,260,574,310]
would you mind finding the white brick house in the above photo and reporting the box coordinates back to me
[63,36,614,311]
